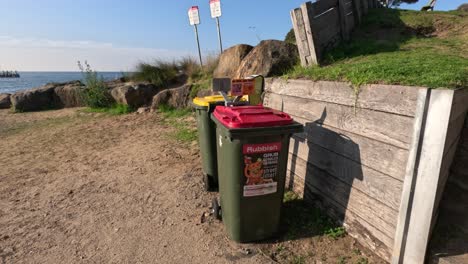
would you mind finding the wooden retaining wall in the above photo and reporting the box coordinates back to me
[264,78,421,261]
[291,0,383,66]
[263,78,468,263]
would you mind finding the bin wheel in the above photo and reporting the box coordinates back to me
[212,198,221,220]
[203,174,216,192]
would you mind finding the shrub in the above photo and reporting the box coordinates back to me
[285,29,296,45]
[78,61,112,108]
[132,60,178,87]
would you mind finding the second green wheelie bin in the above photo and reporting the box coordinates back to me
[193,95,247,191]
[193,95,229,191]
[211,105,303,242]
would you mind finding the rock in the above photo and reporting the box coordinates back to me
[10,81,86,112]
[0,93,11,109]
[151,84,192,111]
[213,44,253,78]
[136,107,150,114]
[236,40,298,78]
[53,81,85,108]
[11,84,57,112]
[196,89,217,98]
[111,83,160,108]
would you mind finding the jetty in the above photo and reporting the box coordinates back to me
[0,70,20,78]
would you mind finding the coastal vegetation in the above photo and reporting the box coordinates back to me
[78,60,112,108]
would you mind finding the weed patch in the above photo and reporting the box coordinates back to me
[84,104,134,115]
[281,191,345,241]
[158,104,197,143]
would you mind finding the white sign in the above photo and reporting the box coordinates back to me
[188,6,200,25]
[209,0,222,18]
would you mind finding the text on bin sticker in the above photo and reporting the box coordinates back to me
[242,142,281,197]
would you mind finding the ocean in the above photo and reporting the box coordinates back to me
[0,72,124,94]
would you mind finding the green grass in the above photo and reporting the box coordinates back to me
[282,191,346,241]
[285,9,468,89]
[158,104,197,143]
[84,104,134,115]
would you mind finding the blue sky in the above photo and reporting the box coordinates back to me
[0,0,465,71]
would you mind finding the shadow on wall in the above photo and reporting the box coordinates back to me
[278,108,363,240]
[287,108,364,235]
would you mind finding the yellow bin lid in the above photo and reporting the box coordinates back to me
[193,95,248,107]
[193,95,227,107]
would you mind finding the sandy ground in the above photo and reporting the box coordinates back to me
[0,108,384,264]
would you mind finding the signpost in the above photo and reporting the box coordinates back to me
[188,6,203,67]
[209,0,223,54]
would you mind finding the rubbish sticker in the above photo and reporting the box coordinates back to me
[242,142,281,197]
[231,79,255,96]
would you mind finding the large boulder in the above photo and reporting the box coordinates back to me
[213,44,253,78]
[11,84,57,112]
[151,84,192,111]
[236,40,298,78]
[111,83,160,108]
[10,81,86,112]
[0,93,11,109]
[53,81,86,108]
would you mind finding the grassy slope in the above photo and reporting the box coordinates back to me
[285,9,468,88]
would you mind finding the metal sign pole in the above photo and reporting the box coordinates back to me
[194,24,203,67]
[216,17,223,53]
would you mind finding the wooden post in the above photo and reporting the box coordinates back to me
[300,2,319,65]
[291,8,312,67]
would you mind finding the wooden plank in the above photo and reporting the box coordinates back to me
[289,175,393,261]
[264,92,414,149]
[344,0,354,14]
[313,8,340,35]
[288,139,403,208]
[265,78,422,117]
[292,114,408,180]
[310,0,339,16]
[291,8,310,67]
[287,155,400,233]
[391,89,429,264]
[401,89,454,264]
[300,2,319,65]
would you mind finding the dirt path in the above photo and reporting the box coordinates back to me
[0,108,384,264]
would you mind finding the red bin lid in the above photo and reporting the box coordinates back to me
[213,105,294,129]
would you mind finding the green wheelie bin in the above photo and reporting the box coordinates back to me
[193,95,247,191]
[211,105,303,242]
[193,95,229,191]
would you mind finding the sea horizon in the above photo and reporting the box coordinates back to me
[0,72,125,94]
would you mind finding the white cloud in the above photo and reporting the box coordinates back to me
[0,36,192,71]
